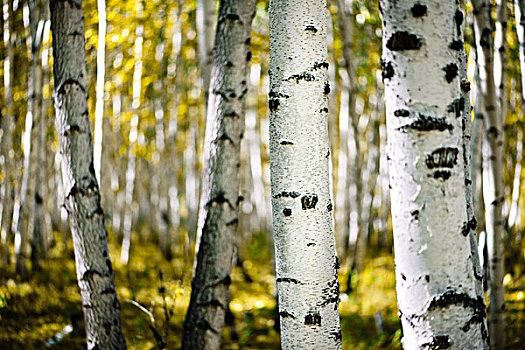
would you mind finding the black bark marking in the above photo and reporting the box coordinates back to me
[269,98,280,112]
[301,195,318,210]
[206,192,234,209]
[216,133,234,144]
[280,140,294,145]
[246,51,252,62]
[286,72,315,83]
[312,61,329,70]
[218,13,241,25]
[307,242,316,247]
[225,218,239,226]
[461,217,477,237]
[454,10,464,35]
[461,79,471,93]
[411,210,419,220]
[411,3,427,17]
[425,275,430,283]
[327,203,333,212]
[81,269,103,281]
[276,277,303,285]
[449,40,463,50]
[273,191,300,199]
[425,147,458,169]
[305,25,318,33]
[101,287,115,295]
[422,335,451,349]
[224,110,240,118]
[443,63,458,83]
[386,31,422,51]
[320,107,328,113]
[225,60,234,67]
[433,170,451,180]
[63,124,82,137]
[480,28,491,49]
[381,60,394,80]
[401,290,487,339]
[324,82,331,95]
[398,114,453,132]
[279,310,295,319]
[283,208,292,216]
[447,97,465,119]
[330,330,343,341]
[305,312,321,326]
[55,78,87,96]
[106,258,113,274]
[394,109,410,117]
[487,126,499,138]
[401,273,407,281]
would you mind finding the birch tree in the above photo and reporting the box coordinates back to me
[49,0,126,348]
[269,0,342,348]
[181,1,256,348]
[1,0,15,265]
[380,1,488,348]
[472,1,506,348]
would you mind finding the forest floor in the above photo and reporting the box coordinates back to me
[0,232,524,349]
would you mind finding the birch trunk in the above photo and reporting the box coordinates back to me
[269,0,342,348]
[27,0,46,271]
[93,0,106,183]
[494,0,507,124]
[121,22,144,265]
[380,1,489,348]
[472,1,506,348]
[196,0,217,100]
[49,0,126,347]
[1,0,15,265]
[181,1,256,349]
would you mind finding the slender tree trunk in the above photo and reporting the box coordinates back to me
[380,1,489,348]
[121,22,144,265]
[182,1,256,349]
[26,0,49,272]
[1,0,15,265]
[472,1,506,348]
[269,0,342,348]
[93,0,106,183]
[196,0,217,102]
[49,0,126,347]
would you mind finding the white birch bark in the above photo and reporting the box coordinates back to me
[269,0,342,348]
[93,0,106,183]
[49,0,126,347]
[472,1,506,347]
[380,1,489,348]
[181,1,256,348]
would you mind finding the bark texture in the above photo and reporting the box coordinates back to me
[269,0,342,348]
[181,1,256,349]
[472,1,506,348]
[380,1,489,348]
[49,0,126,348]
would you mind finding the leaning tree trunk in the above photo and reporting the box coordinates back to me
[49,0,126,348]
[181,1,256,349]
[93,0,106,183]
[269,0,342,348]
[380,1,489,348]
[472,1,506,348]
